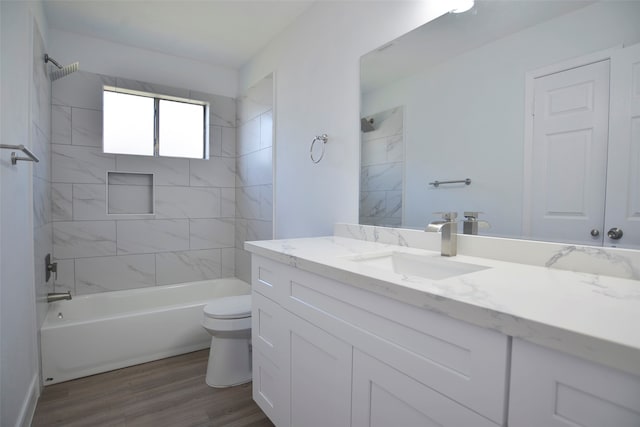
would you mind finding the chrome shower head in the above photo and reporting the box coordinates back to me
[45,54,79,81]
[50,62,79,81]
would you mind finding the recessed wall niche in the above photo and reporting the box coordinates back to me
[106,171,154,215]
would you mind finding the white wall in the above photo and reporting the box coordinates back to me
[1,2,44,425]
[49,28,238,98]
[240,1,451,238]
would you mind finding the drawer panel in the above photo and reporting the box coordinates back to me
[252,291,281,359]
[510,339,640,427]
[353,350,499,427]
[252,257,286,301]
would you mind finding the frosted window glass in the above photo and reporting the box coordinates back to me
[158,99,205,159]
[103,91,154,156]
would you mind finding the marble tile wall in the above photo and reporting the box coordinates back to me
[235,74,274,283]
[50,70,238,295]
[32,20,53,327]
[360,106,404,227]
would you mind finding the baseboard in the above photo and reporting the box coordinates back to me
[16,374,39,427]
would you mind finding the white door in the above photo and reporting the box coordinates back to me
[530,59,610,245]
[603,42,640,248]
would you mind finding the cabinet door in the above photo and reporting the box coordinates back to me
[252,258,353,427]
[509,339,640,427]
[285,310,352,427]
[352,350,499,427]
[252,291,290,427]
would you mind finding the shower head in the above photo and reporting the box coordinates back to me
[361,117,375,133]
[50,62,79,81]
[45,54,79,81]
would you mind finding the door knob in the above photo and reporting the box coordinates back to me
[607,227,623,240]
[590,229,600,237]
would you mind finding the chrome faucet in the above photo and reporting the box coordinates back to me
[462,212,491,235]
[426,212,458,257]
[47,291,72,303]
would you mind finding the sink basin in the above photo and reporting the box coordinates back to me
[347,251,489,280]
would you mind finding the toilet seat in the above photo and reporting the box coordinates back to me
[204,294,251,319]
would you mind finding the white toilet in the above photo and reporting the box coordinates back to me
[201,294,252,388]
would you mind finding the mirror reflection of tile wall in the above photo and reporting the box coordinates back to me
[359,106,403,227]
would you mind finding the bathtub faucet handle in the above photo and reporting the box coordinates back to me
[45,254,58,282]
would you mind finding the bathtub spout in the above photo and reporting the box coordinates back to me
[47,291,72,303]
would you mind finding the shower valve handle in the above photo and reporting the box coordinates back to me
[45,254,58,282]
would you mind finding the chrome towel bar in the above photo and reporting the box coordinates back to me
[0,144,40,165]
[429,178,471,188]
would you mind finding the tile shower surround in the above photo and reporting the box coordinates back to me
[49,70,272,295]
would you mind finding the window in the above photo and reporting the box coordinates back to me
[103,91,155,156]
[103,86,208,159]
[158,99,205,158]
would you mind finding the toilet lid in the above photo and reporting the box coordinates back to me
[204,294,252,319]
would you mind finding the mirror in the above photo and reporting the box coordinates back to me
[359,1,640,246]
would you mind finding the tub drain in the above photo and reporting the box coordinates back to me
[57,312,63,319]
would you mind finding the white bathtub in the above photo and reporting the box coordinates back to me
[41,277,250,385]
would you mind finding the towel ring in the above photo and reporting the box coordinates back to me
[310,134,328,163]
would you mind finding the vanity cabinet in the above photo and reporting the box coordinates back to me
[253,291,352,427]
[509,339,640,427]
[251,255,510,426]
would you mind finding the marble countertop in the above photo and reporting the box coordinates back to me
[246,235,640,377]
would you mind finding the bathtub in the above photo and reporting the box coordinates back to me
[41,277,250,385]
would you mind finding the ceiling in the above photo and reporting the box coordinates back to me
[42,0,316,69]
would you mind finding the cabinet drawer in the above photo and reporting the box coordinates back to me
[251,255,509,424]
[252,256,287,301]
[353,350,499,427]
[509,339,640,427]
[252,291,283,362]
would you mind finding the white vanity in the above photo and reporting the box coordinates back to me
[246,224,640,427]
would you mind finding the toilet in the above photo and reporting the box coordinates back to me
[201,294,252,388]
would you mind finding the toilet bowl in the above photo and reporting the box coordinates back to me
[201,294,252,388]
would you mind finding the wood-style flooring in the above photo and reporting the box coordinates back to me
[32,350,274,427]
